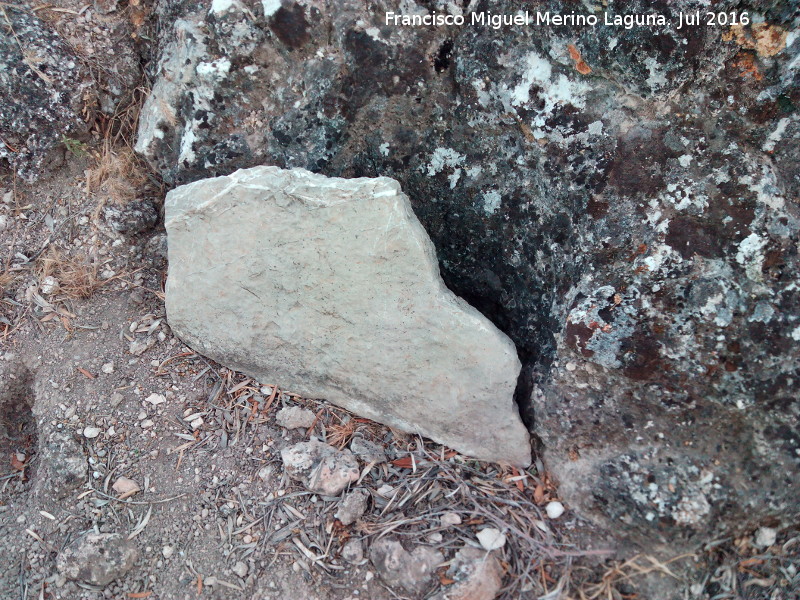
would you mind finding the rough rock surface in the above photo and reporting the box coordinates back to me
[280,440,360,496]
[56,533,138,586]
[369,537,442,596]
[143,0,800,554]
[430,547,504,600]
[335,488,369,525]
[0,5,90,179]
[275,406,316,430]
[33,429,87,500]
[165,166,530,466]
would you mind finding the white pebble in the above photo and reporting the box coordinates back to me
[83,426,101,439]
[145,393,166,405]
[476,527,506,551]
[754,526,777,549]
[546,501,565,519]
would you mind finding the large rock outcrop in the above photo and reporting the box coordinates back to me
[140,0,799,556]
[164,166,531,466]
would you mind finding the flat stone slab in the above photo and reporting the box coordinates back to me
[164,166,530,466]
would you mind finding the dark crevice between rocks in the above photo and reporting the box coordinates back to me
[453,287,549,465]
[0,364,38,486]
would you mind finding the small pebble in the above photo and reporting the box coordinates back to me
[232,561,248,578]
[546,501,565,519]
[83,426,101,439]
[754,526,777,549]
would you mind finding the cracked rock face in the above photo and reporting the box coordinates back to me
[143,0,798,553]
[165,166,530,466]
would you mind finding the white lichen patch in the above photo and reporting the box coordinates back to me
[736,233,767,281]
[672,493,711,526]
[426,147,466,176]
[210,0,235,14]
[645,57,668,90]
[739,168,786,210]
[506,51,589,123]
[642,243,680,274]
[261,0,281,17]
[748,300,775,323]
[664,182,708,213]
[762,117,792,152]
[196,58,231,81]
[482,191,502,215]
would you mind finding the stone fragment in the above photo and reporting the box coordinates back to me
[102,199,158,235]
[82,426,101,439]
[476,528,506,551]
[545,501,565,519]
[128,336,156,356]
[56,533,138,586]
[335,488,369,525]
[111,476,140,497]
[165,166,530,466]
[275,406,316,430]
[349,436,387,464]
[231,561,248,578]
[280,440,359,495]
[754,526,777,549]
[369,537,441,596]
[34,430,87,499]
[430,547,503,600]
[440,512,462,528]
[40,276,59,295]
[341,538,364,564]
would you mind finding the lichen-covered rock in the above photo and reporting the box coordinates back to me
[281,440,359,496]
[165,167,530,466]
[0,5,91,179]
[141,0,800,556]
[430,547,504,600]
[56,532,138,586]
[335,488,369,525]
[369,537,442,596]
[34,429,87,500]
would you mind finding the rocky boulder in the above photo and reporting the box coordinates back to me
[0,5,90,179]
[142,0,799,556]
[165,166,530,466]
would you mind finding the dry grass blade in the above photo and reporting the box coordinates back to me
[86,142,148,203]
[576,552,695,600]
[127,506,153,540]
[326,415,357,450]
[36,249,110,299]
[0,269,17,297]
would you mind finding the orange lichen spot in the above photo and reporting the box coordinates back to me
[733,52,763,81]
[726,23,787,57]
[567,43,592,75]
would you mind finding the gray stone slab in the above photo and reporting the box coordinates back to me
[164,166,530,466]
